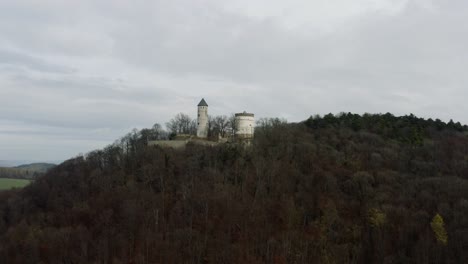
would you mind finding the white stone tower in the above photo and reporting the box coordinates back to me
[235,111,255,139]
[197,98,209,138]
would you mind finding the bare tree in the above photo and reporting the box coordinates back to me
[189,119,197,135]
[149,123,168,140]
[227,114,237,137]
[166,113,194,135]
[210,115,230,138]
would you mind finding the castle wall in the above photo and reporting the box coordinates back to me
[147,139,220,149]
[148,140,187,149]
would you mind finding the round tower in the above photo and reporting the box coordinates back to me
[197,98,209,138]
[235,111,255,139]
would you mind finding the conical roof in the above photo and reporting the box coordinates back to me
[197,98,208,106]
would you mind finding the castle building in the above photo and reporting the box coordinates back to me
[235,111,255,139]
[196,98,209,138]
[196,98,255,140]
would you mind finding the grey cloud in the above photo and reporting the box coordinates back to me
[114,2,467,90]
[0,49,75,73]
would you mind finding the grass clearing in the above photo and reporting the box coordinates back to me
[0,178,31,190]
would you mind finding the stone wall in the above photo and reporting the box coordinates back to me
[148,140,188,149]
[148,139,221,149]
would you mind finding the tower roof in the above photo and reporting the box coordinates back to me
[235,111,254,117]
[197,98,208,106]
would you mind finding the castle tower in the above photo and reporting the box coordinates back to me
[197,98,209,138]
[235,111,255,139]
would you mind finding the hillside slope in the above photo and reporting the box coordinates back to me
[0,113,467,263]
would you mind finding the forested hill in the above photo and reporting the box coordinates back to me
[1,113,468,263]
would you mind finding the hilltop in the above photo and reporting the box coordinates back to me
[0,113,467,263]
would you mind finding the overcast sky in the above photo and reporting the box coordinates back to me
[0,0,467,162]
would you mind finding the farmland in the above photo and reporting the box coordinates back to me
[0,178,31,190]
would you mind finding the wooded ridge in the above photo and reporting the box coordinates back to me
[0,113,467,263]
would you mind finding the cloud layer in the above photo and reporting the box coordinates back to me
[1,0,467,160]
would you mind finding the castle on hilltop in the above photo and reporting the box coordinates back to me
[148,98,254,149]
[196,98,255,140]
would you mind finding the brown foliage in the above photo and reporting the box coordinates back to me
[0,114,467,263]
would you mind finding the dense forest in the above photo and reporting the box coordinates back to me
[0,113,467,263]
[0,163,56,180]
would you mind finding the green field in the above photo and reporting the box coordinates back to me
[0,178,31,190]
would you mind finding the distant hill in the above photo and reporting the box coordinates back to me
[0,160,61,167]
[0,163,56,180]
[14,163,56,173]
[0,160,32,167]
[0,113,467,263]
